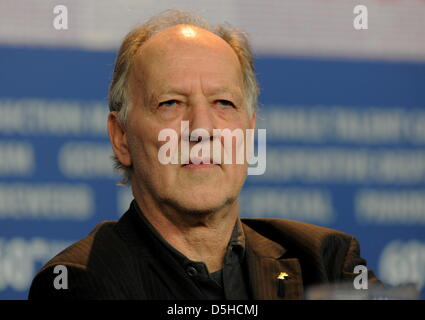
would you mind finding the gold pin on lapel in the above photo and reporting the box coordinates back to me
[277,272,289,280]
[277,272,289,298]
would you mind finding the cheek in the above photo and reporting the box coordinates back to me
[221,119,252,162]
[127,122,160,164]
[221,164,248,196]
[223,111,251,130]
[128,119,183,170]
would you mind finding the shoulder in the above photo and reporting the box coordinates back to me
[40,220,121,272]
[241,218,363,282]
[28,208,148,299]
[241,217,353,249]
[28,220,126,299]
[47,221,116,271]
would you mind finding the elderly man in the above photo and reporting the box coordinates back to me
[28,9,379,300]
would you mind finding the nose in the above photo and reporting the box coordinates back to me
[186,99,215,142]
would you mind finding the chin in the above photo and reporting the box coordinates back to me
[164,190,235,216]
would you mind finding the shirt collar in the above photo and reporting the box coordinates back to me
[228,217,246,261]
[132,200,246,267]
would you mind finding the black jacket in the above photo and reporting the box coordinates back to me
[28,201,379,300]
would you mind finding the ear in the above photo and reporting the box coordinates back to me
[107,111,132,167]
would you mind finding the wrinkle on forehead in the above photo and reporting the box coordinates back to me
[135,24,241,71]
[128,25,245,107]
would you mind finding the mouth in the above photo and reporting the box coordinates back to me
[181,157,220,169]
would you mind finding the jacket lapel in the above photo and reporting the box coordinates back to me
[243,223,304,300]
[116,202,207,299]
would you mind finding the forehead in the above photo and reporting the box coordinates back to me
[138,25,240,62]
[130,25,244,91]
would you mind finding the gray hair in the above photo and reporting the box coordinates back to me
[108,8,259,185]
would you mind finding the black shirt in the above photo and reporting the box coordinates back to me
[134,202,250,300]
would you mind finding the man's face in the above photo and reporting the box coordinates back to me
[112,25,255,214]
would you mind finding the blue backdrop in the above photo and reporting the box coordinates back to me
[0,46,424,299]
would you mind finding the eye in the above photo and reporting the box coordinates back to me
[158,100,178,108]
[216,100,235,108]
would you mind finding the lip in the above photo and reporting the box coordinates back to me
[182,163,219,169]
[181,156,220,169]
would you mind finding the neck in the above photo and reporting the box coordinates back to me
[133,189,239,273]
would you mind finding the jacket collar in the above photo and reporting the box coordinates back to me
[117,200,305,299]
[115,201,207,299]
[242,222,305,300]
